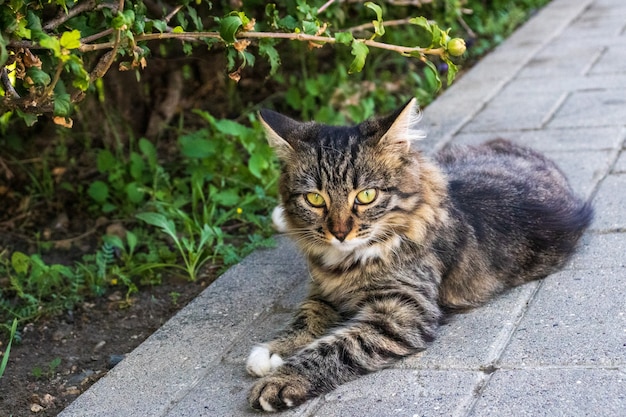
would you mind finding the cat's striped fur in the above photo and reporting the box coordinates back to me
[246,99,593,412]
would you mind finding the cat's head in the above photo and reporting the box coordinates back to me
[260,99,442,268]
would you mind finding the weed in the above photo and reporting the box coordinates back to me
[32,357,61,380]
[0,319,18,379]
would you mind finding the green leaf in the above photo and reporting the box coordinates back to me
[211,188,239,207]
[364,2,385,37]
[424,60,442,92]
[248,153,269,179]
[0,36,8,68]
[96,150,116,172]
[334,32,353,45]
[88,181,109,203]
[125,182,144,204]
[60,30,81,50]
[126,230,138,253]
[348,40,369,74]
[53,92,72,117]
[409,17,435,47]
[15,109,38,126]
[139,138,157,169]
[38,34,61,57]
[259,39,280,76]
[302,20,319,35]
[172,26,184,34]
[26,67,51,86]
[446,59,459,86]
[136,212,177,238]
[129,152,144,180]
[103,234,125,250]
[179,132,217,158]
[152,20,167,33]
[213,119,252,137]
[219,15,242,43]
[11,252,31,275]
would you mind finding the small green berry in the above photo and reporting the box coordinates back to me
[447,38,466,57]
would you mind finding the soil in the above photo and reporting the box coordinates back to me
[0,274,214,417]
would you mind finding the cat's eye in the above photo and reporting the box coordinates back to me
[305,192,326,208]
[355,188,378,205]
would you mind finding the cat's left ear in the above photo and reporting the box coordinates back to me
[377,98,425,152]
[258,109,300,160]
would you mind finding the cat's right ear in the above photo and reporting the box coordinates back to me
[259,109,298,160]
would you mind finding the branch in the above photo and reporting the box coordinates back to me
[1,68,20,99]
[346,18,414,33]
[43,0,99,31]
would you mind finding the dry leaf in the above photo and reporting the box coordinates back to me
[242,18,256,31]
[228,70,241,83]
[233,39,251,52]
[53,116,74,128]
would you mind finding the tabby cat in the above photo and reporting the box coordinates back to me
[245,99,593,412]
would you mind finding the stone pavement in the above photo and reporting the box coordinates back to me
[60,0,626,415]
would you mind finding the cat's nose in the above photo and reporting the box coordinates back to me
[332,229,349,242]
[328,217,353,242]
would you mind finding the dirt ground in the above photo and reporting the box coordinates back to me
[0,273,213,417]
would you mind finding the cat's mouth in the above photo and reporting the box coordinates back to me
[329,236,368,252]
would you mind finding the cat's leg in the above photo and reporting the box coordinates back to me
[248,291,441,411]
[246,293,341,378]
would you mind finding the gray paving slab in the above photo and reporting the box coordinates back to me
[452,127,624,152]
[470,368,626,417]
[565,232,626,270]
[462,91,565,133]
[313,369,480,417]
[60,0,626,416]
[613,151,626,174]
[398,283,540,371]
[548,89,626,128]
[499,268,626,368]
[60,241,307,417]
[590,174,626,231]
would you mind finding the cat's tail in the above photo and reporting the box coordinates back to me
[523,197,594,277]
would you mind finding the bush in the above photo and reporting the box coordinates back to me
[0,0,549,327]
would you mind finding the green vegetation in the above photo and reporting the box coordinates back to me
[0,0,550,340]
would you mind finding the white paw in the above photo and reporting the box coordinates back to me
[271,205,288,233]
[246,344,284,377]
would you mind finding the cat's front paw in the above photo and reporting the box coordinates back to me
[248,372,311,412]
[246,344,284,377]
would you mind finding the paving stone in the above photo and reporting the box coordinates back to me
[499,268,626,368]
[312,369,480,417]
[452,127,623,151]
[164,364,320,417]
[589,46,626,75]
[463,91,565,132]
[590,174,626,231]
[565,232,626,270]
[613,151,626,174]
[503,74,626,94]
[60,253,307,417]
[471,368,626,417]
[543,149,614,199]
[548,89,626,128]
[398,283,539,370]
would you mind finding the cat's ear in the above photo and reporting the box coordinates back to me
[377,98,425,151]
[259,109,299,160]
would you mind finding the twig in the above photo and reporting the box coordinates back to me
[164,4,185,24]
[317,0,337,14]
[347,17,413,33]
[44,0,99,30]
[1,68,20,99]
[42,61,65,98]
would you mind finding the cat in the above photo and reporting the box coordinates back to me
[245,98,593,412]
